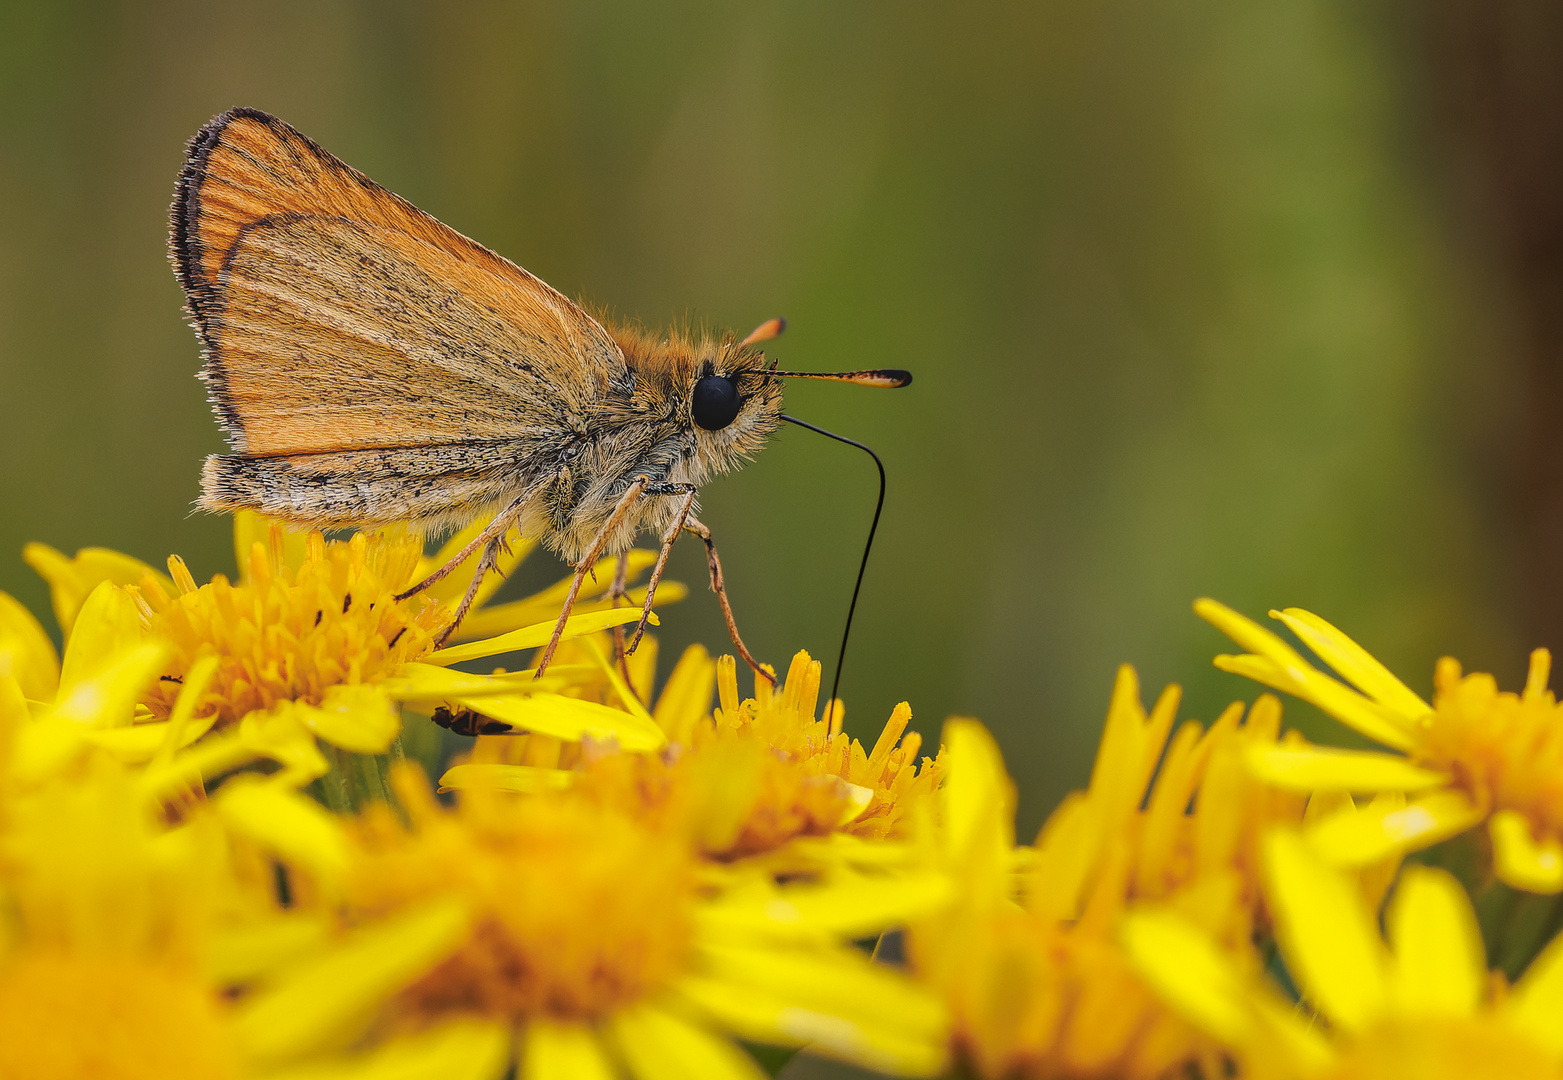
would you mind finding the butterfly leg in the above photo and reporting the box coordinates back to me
[395,487,533,601]
[433,536,504,648]
[627,485,698,655]
[535,476,656,678]
[682,513,776,686]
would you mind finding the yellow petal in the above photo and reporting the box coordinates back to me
[260,1017,511,1080]
[699,871,951,942]
[209,914,332,984]
[1306,790,1483,866]
[1120,908,1252,1045]
[0,590,58,702]
[1213,653,1417,752]
[654,644,716,744]
[1262,829,1388,1033]
[379,662,591,700]
[1271,608,1431,719]
[57,581,148,712]
[286,685,401,755]
[444,691,665,751]
[235,899,469,1061]
[1385,865,1484,1015]
[428,608,656,666]
[1245,744,1448,792]
[22,541,171,635]
[688,944,948,1077]
[940,717,1015,867]
[1490,811,1563,894]
[82,712,218,762]
[520,1020,617,1080]
[216,777,350,884]
[438,763,574,794]
[1506,927,1563,1056]
[609,1002,766,1080]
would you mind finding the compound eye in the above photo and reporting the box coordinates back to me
[691,375,741,431]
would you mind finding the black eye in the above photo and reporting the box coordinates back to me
[691,375,741,431]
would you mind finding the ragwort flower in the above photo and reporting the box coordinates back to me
[908,667,1303,1080]
[1197,599,1563,893]
[229,762,949,1080]
[441,646,944,862]
[1125,828,1563,1080]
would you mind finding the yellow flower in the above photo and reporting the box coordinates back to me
[0,717,241,1079]
[442,646,944,861]
[229,763,949,1080]
[1196,599,1563,893]
[1124,828,1563,1080]
[909,669,1304,1080]
[26,514,669,787]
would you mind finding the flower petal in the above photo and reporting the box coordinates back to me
[686,944,948,1077]
[1506,927,1563,1056]
[1197,599,1416,751]
[216,777,350,885]
[1245,744,1448,793]
[1490,811,1563,894]
[1385,865,1484,1015]
[699,871,951,942]
[1271,608,1431,720]
[57,581,149,714]
[520,1020,617,1080]
[653,644,717,744]
[610,1002,766,1080]
[1262,829,1388,1034]
[427,608,655,666]
[209,914,332,984]
[1119,908,1252,1044]
[0,590,58,702]
[1306,790,1483,867]
[22,541,171,635]
[260,1017,511,1080]
[286,685,401,755]
[444,691,665,751]
[438,763,574,794]
[234,898,469,1062]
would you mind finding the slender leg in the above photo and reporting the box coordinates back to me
[627,486,697,654]
[434,536,504,647]
[535,476,653,678]
[683,514,775,686]
[395,485,535,602]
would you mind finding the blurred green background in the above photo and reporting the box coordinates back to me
[1,0,1554,851]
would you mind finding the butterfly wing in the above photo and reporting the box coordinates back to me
[172,108,623,458]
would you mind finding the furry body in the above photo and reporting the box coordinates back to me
[173,109,782,562]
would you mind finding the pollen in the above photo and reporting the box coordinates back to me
[0,953,238,1080]
[138,526,445,724]
[1418,649,1563,839]
[350,765,695,1022]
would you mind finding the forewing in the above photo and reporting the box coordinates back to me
[171,108,622,454]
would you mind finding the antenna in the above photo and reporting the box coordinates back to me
[780,414,888,729]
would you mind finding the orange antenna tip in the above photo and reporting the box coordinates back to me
[768,368,912,388]
[739,316,786,348]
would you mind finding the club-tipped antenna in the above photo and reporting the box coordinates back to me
[769,368,912,388]
[739,317,787,348]
[780,414,889,729]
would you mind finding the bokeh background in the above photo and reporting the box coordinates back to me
[2,1,1558,855]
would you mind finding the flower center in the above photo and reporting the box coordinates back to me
[0,953,237,1080]
[140,528,444,724]
[1418,650,1563,836]
[353,783,695,1022]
